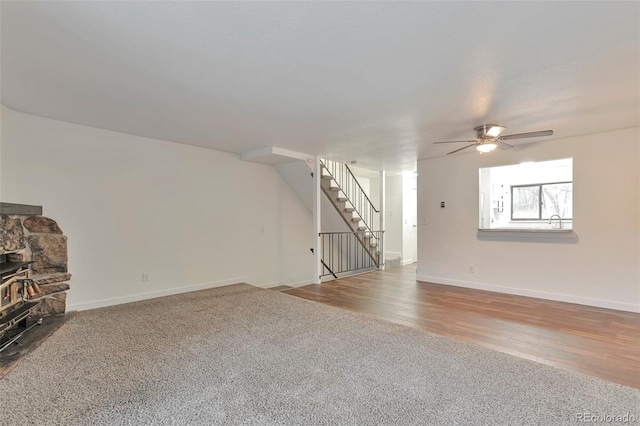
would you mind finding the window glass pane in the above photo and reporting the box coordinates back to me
[542,183,572,219]
[512,186,540,219]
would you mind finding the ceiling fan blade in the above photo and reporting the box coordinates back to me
[433,140,478,144]
[447,144,477,155]
[498,130,553,141]
[497,141,514,150]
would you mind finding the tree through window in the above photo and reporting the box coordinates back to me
[511,182,573,220]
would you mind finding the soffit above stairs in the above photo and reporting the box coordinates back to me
[240,147,313,166]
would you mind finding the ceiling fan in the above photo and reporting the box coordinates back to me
[433,124,553,155]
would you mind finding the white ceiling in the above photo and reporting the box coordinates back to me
[2,2,638,172]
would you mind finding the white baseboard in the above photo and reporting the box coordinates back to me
[321,267,377,282]
[252,279,315,289]
[68,277,246,311]
[288,279,315,288]
[416,275,640,313]
[252,281,283,289]
[401,259,415,266]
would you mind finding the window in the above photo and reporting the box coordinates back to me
[512,182,573,220]
[479,158,573,230]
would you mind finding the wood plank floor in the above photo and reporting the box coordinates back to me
[283,264,640,389]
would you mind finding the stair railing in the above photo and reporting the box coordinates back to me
[320,159,380,241]
[319,231,384,277]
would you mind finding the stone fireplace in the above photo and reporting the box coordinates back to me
[0,203,71,345]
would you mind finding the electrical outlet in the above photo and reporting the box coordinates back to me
[468,265,475,273]
[142,273,150,282]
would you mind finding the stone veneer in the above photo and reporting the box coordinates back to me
[0,214,70,316]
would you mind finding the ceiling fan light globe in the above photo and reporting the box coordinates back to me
[486,126,506,137]
[476,143,497,153]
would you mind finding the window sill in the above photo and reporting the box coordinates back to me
[477,228,578,243]
[508,220,573,224]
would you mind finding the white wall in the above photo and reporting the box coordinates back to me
[0,105,314,309]
[369,176,380,210]
[275,160,314,213]
[417,127,640,312]
[402,174,417,264]
[349,166,383,232]
[383,174,418,264]
[384,175,404,258]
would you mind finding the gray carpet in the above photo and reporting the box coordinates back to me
[1,284,637,425]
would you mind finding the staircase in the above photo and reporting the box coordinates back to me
[320,159,382,270]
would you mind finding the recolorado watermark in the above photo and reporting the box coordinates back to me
[576,413,637,423]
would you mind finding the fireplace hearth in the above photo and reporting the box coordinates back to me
[0,203,71,353]
[0,253,41,350]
